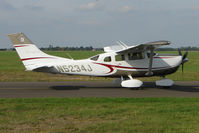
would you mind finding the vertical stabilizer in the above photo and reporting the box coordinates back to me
[8,32,51,60]
[8,32,69,71]
[8,32,33,45]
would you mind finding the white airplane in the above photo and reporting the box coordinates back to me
[8,32,188,88]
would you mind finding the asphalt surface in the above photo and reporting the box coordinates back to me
[0,81,199,98]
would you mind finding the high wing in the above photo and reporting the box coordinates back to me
[116,40,171,76]
[116,40,170,54]
[104,41,128,53]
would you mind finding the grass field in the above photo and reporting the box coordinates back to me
[0,98,199,133]
[0,50,198,81]
[1,51,199,133]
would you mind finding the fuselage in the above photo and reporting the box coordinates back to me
[50,52,182,78]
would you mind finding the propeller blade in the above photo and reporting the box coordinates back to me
[180,51,188,74]
[183,51,188,60]
[178,49,182,56]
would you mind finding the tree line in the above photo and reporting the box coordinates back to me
[40,45,100,51]
[1,46,199,51]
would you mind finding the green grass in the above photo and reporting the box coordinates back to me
[0,50,198,81]
[0,98,199,133]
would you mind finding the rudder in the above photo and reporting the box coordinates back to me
[8,32,52,60]
[8,32,32,45]
[8,32,59,70]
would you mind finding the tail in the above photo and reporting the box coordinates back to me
[8,32,69,71]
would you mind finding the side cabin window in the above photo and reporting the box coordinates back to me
[104,56,112,62]
[128,52,145,60]
[115,54,125,61]
[90,55,99,61]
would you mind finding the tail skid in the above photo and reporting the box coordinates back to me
[8,32,70,71]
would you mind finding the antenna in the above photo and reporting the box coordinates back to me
[119,41,128,48]
[66,53,74,60]
[116,41,128,49]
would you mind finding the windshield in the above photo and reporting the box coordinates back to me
[90,55,99,61]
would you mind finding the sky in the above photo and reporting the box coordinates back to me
[1,0,199,48]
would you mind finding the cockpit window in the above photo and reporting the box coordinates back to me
[128,52,145,60]
[90,55,99,61]
[104,56,111,62]
[115,54,125,61]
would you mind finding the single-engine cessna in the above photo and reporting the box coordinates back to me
[8,33,188,88]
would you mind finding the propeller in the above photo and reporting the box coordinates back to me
[178,49,182,56]
[178,49,188,73]
[182,51,188,61]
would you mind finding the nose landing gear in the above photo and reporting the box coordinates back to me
[155,76,174,88]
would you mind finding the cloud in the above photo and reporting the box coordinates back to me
[79,2,97,11]
[0,0,16,11]
[116,6,135,13]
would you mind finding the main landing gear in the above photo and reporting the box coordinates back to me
[114,75,174,89]
[120,75,143,88]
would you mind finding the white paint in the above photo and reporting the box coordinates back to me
[121,79,143,88]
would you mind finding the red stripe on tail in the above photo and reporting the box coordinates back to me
[14,45,28,48]
[21,57,54,61]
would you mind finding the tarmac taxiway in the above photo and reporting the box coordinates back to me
[0,81,199,98]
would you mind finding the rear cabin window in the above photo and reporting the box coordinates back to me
[128,52,145,60]
[115,54,125,61]
[90,55,99,61]
[104,56,111,62]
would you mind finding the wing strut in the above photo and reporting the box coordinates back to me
[145,46,154,76]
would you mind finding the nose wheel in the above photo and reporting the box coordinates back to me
[155,77,174,88]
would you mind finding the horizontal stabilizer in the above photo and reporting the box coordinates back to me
[33,66,59,74]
